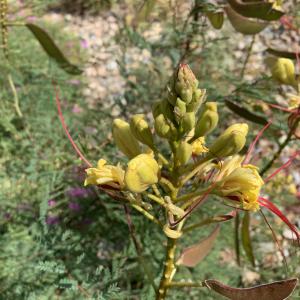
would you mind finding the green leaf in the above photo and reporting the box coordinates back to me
[225,99,269,125]
[266,48,298,60]
[225,5,268,35]
[204,278,298,300]
[26,23,83,75]
[227,0,284,21]
[241,211,255,266]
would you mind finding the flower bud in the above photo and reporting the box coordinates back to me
[152,99,175,122]
[194,102,218,138]
[175,64,198,104]
[174,98,186,123]
[112,119,141,158]
[180,112,195,134]
[155,114,177,140]
[125,154,159,193]
[266,57,297,87]
[208,123,248,158]
[130,114,155,149]
[186,89,205,113]
[176,141,193,166]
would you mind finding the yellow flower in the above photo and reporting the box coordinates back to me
[214,156,264,211]
[125,153,159,193]
[84,159,125,189]
[192,137,208,155]
[268,0,282,10]
[287,93,300,109]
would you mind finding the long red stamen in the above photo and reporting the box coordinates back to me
[243,121,272,165]
[264,150,300,183]
[54,84,92,168]
[259,197,300,241]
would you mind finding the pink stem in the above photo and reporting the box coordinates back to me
[54,84,92,168]
[268,103,294,113]
[264,150,300,183]
[243,121,272,165]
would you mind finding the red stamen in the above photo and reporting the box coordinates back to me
[54,84,92,168]
[243,121,272,165]
[259,196,300,241]
[264,150,300,183]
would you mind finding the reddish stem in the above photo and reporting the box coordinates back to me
[264,150,300,183]
[54,84,92,168]
[243,121,272,165]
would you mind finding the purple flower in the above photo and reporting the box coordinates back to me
[48,199,56,207]
[26,16,37,22]
[69,202,81,212]
[81,39,88,49]
[67,187,90,199]
[46,215,60,225]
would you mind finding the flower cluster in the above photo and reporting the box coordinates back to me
[58,63,300,245]
[84,64,274,232]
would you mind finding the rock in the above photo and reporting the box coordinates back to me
[242,269,261,286]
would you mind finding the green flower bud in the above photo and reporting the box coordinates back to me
[176,141,193,166]
[152,99,175,123]
[180,112,195,134]
[194,102,219,138]
[155,114,177,140]
[186,89,206,113]
[208,123,248,158]
[152,101,163,119]
[174,98,186,123]
[112,119,141,158]
[130,114,155,149]
[125,154,159,193]
[175,64,198,104]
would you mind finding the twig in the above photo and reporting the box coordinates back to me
[260,118,299,176]
[8,74,23,118]
[240,35,256,79]
[123,205,158,293]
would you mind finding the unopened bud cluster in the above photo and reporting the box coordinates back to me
[85,64,263,237]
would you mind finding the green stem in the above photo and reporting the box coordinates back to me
[168,281,205,288]
[159,177,176,195]
[145,193,166,207]
[179,157,210,186]
[174,187,209,204]
[234,212,241,266]
[156,238,177,300]
[131,203,162,227]
[240,35,255,79]
[8,74,23,118]
[260,119,299,176]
